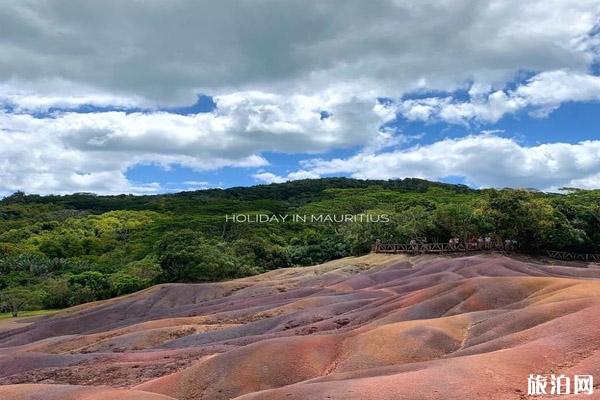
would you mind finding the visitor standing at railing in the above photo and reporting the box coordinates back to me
[477,236,484,249]
[410,239,418,252]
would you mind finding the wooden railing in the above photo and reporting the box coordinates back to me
[372,242,510,254]
[372,243,600,262]
[546,250,600,262]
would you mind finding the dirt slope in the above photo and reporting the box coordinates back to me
[1,253,599,399]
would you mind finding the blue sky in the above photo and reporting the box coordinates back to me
[121,96,600,190]
[1,1,600,195]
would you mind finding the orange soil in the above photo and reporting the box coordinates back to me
[1,253,599,399]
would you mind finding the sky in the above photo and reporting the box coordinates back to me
[1,0,600,195]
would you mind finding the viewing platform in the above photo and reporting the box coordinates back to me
[372,241,511,254]
[545,250,600,262]
[372,242,600,263]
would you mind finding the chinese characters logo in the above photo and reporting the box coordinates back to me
[528,374,593,396]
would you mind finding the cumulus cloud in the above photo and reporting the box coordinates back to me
[397,70,600,124]
[263,134,600,190]
[0,90,389,194]
[1,0,599,107]
[0,80,149,113]
[253,170,321,184]
[1,1,600,193]
[252,172,286,184]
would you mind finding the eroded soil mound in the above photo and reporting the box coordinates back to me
[1,253,599,399]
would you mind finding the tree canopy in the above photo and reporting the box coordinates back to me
[1,178,598,314]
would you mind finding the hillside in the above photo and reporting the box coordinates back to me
[0,178,599,313]
[1,253,600,399]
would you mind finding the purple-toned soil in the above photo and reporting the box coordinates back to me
[1,253,600,399]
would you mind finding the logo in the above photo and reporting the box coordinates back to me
[527,374,593,396]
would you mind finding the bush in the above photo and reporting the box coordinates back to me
[0,287,44,317]
[41,278,71,309]
[68,271,110,301]
[110,273,144,296]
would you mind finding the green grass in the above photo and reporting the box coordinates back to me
[0,309,59,320]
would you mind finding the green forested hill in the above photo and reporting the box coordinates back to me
[0,178,599,314]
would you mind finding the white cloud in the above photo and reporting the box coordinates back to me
[175,180,222,192]
[0,110,263,195]
[0,80,149,113]
[276,134,600,190]
[287,170,322,181]
[252,172,286,184]
[253,169,321,184]
[1,1,600,193]
[1,1,599,107]
[398,70,600,124]
[0,90,390,194]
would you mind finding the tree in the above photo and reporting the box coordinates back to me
[435,203,483,242]
[41,278,71,309]
[155,230,240,281]
[343,211,399,255]
[480,189,559,250]
[0,287,42,317]
[0,178,599,313]
[68,271,111,301]
[397,206,436,242]
[232,238,289,270]
[110,273,144,296]
[121,257,162,283]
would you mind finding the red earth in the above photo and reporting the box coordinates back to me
[1,253,600,399]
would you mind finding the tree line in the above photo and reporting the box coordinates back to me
[0,178,598,315]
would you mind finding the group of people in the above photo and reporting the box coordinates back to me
[447,235,518,250]
[373,236,519,252]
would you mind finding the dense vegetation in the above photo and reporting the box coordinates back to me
[1,178,599,315]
